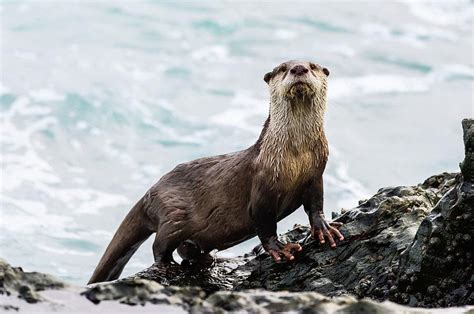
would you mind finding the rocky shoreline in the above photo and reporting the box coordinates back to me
[1,259,471,314]
[1,119,472,313]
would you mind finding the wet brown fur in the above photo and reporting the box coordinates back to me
[89,60,330,284]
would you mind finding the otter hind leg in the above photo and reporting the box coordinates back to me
[152,224,184,264]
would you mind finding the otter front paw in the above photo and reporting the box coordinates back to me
[311,214,344,248]
[264,236,302,262]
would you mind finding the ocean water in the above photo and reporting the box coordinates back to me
[0,1,472,285]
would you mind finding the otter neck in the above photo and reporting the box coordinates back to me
[267,94,326,146]
[256,94,328,184]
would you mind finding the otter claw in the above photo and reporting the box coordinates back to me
[268,242,302,262]
[311,216,345,248]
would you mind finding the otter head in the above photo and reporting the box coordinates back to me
[264,60,329,105]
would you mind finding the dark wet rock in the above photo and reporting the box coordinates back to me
[0,119,473,313]
[130,255,253,292]
[395,119,474,307]
[4,259,465,313]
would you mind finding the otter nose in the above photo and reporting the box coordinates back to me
[290,64,309,76]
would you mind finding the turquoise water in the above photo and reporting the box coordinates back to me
[0,1,472,284]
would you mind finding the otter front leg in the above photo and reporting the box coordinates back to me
[250,182,302,262]
[303,176,344,247]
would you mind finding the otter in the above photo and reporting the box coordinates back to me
[88,60,344,284]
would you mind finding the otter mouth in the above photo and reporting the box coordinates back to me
[289,81,313,97]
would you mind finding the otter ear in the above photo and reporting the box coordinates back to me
[263,72,272,84]
[322,68,330,77]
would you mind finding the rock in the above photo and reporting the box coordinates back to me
[460,119,474,182]
[1,260,471,313]
[396,118,474,307]
[0,258,65,303]
[0,259,185,313]
[0,119,472,313]
[82,278,165,305]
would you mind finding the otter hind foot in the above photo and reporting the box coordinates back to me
[264,236,302,263]
[177,240,213,267]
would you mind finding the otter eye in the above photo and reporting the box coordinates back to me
[279,65,287,73]
[310,63,317,70]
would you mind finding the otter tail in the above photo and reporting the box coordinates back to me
[88,197,153,284]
